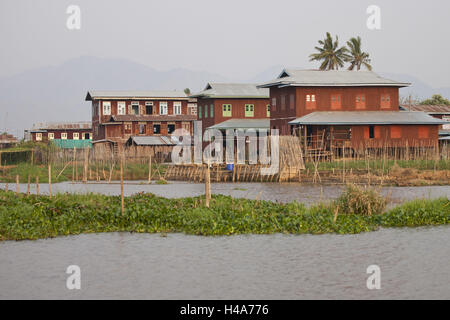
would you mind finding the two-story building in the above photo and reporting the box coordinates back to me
[85,91,197,152]
[28,122,92,148]
[258,69,444,149]
[191,83,270,134]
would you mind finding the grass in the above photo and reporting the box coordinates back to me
[0,163,168,183]
[304,159,450,172]
[0,186,448,241]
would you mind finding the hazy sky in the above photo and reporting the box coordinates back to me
[1,0,449,87]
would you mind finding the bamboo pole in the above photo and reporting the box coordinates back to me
[36,176,39,195]
[205,163,211,208]
[48,164,52,198]
[27,175,30,196]
[5,182,8,192]
[16,175,19,195]
[120,156,124,216]
[148,154,152,184]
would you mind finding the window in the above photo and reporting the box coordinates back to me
[61,132,68,140]
[103,101,111,115]
[222,104,232,117]
[198,106,202,119]
[36,133,42,141]
[48,133,54,140]
[289,94,295,109]
[173,102,182,115]
[356,94,366,109]
[145,102,153,115]
[381,94,391,109]
[271,97,277,111]
[124,123,132,134]
[281,95,286,110]
[168,124,176,134]
[306,94,317,109]
[245,104,254,117]
[204,105,208,118]
[132,102,140,115]
[369,126,374,139]
[266,105,270,117]
[73,132,79,140]
[139,123,146,135]
[331,94,342,109]
[118,102,126,115]
[390,126,401,139]
[153,124,161,134]
[159,102,168,115]
[210,104,214,118]
[418,126,429,139]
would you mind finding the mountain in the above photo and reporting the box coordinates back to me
[379,72,450,102]
[0,57,448,139]
[0,56,228,137]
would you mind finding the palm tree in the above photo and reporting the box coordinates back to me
[309,32,350,70]
[346,36,372,71]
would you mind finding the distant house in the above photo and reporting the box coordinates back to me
[400,104,450,139]
[258,69,445,149]
[29,122,92,148]
[191,83,270,134]
[85,91,197,154]
[0,133,19,149]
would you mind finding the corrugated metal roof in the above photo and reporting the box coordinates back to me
[400,104,450,114]
[289,111,446,125]
[258,69,410,88]
[128,136,176,146]
[207,119,270,130]
[191,83,269,99]
[52,139,92,149]
[31,122,92,131]
[86,90,188,101]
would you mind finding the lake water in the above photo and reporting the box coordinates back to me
[1,181,449,207]
[0,227,449,299]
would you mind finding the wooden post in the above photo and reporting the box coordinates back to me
[148,154,152,184]
[5,182,8,192]
[83,148,89,183]
[72,147,76,182]
[205,163,211,208]
[48,164,52,198]
[120,156,124,216]
[27,175,30,196]
[16,175,19,195]
[36,176,39,195]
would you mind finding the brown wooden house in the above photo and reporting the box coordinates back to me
[29,122,92,145]
[85,91,197,153]
[258,69,445,150]
[191,83,270,134]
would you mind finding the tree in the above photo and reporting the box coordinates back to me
[420,94,450,105]
[346,36,372,71]
[309,32,350,70]
[184,88,191,96]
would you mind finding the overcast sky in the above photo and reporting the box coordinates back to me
[1,0,449,87]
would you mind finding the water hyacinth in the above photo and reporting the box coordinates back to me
[0,188,448,241]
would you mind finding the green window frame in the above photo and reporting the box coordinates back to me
[245,104,254,117]
[266,104,270,117]
[205,105,208,118]
[210,104,214,118]
[198,106,202,119]
[222,104,232,117]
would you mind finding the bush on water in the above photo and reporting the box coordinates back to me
[0,186,448,240]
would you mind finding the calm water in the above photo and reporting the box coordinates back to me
[1,181,449,207]
[0,227,449,299]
